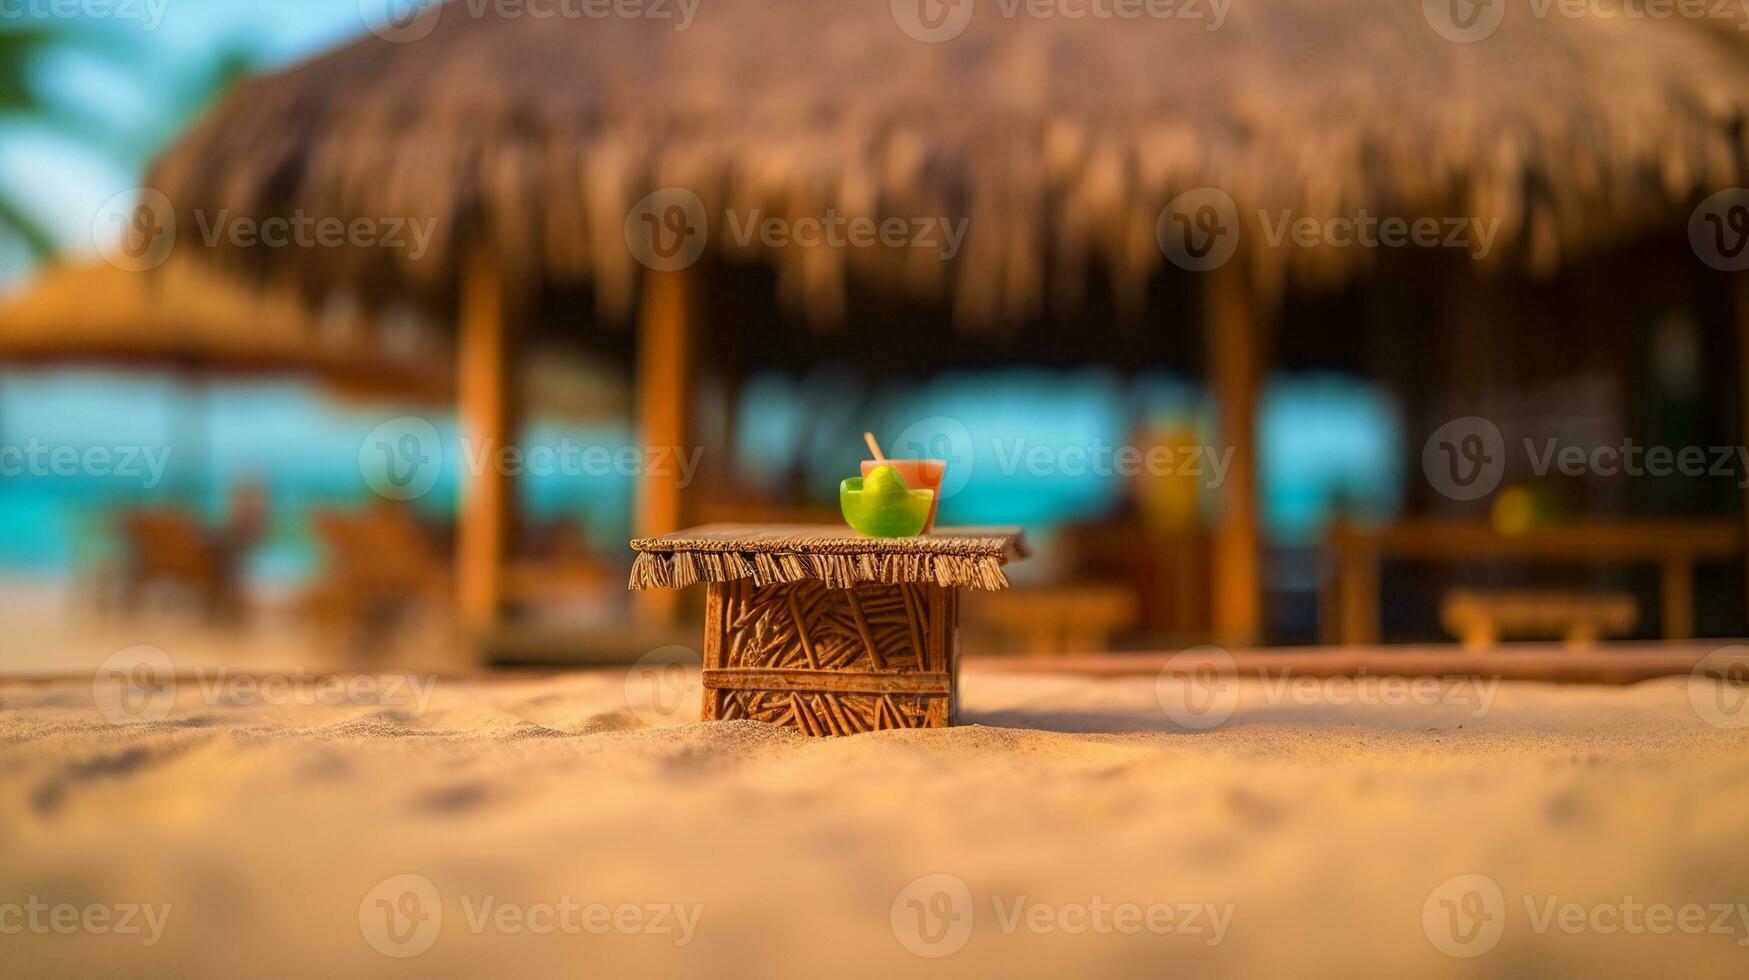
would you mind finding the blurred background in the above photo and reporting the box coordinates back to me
[2,0,1746,673]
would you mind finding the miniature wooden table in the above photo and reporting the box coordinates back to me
[630,524,1027,735]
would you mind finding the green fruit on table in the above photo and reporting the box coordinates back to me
[840,465,934,537]
[863,463,910,496]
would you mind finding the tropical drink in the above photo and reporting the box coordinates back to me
[861,459,946,532]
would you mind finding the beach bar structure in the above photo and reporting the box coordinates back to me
[144,0,1749,644]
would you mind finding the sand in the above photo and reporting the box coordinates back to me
[2,666,1748,978]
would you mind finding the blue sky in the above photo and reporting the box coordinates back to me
[0,0,388,286]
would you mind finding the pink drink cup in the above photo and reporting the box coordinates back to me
[860,459,947,533]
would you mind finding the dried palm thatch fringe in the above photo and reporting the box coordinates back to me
[629,551,1013,591]
[629,525,1025,591]
[145,0,1749,326]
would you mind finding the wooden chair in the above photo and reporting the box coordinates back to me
[104,508,247,623]
[304,503,449,650]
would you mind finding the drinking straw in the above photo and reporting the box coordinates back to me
[863,432,886,462]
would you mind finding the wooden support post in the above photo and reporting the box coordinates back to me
[635,270,698,624]
[456,251,517,631]
[1739,272,1749,629]
[1206,268,1265,647]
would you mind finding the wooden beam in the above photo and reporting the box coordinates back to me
[971,642,1736,685]
[1334,517,1742,561]
[1206,267,1265,647]
[634,270,698,624]
[700,669,953,696]
[456,251,517,631]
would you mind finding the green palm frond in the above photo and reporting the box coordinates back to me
[0,19,265,262]
[0,192,56,259]
[0,23,70,257]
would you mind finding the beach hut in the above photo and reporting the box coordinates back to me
[141,0,1749,644]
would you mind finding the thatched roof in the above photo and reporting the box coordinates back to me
[146,0,1749,324]
[0,260,452,399]
[0,260,631,416]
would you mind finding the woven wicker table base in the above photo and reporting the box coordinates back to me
[630,524,1024,735]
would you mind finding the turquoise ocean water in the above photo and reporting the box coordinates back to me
[0,368,1401,581]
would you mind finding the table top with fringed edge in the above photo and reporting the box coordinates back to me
[628,524,1027,591]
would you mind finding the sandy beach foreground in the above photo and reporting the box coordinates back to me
[2,668,1747,978]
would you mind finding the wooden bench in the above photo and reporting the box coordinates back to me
[1440,589,1638,650]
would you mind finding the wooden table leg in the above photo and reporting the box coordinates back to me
[1339,550,1380,646]
[1662,558,1694,641]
